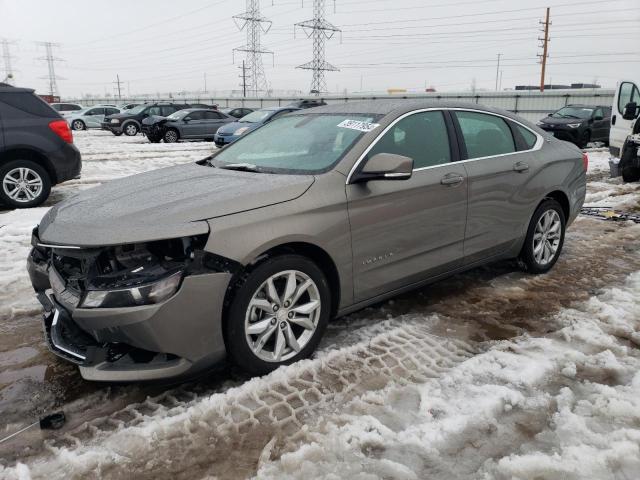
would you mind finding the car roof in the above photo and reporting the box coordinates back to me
[565,104,609,108]
[261,106,302,112]
[298,99,524,120]
[0,84,35,94]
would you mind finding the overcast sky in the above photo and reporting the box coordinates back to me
[0,0,638,98]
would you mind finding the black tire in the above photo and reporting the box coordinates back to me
[225,254,331,376]
[519,199,566,274]
[123,122,139,136]
[620,141,640,183]
[163,129,179,143]
[0,159,51,209]
[111,130,123,136]
[71,119,86,131]
[578,130,591,149]
[147,134,162,143]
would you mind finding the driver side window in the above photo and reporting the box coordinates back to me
[366,111,451,169]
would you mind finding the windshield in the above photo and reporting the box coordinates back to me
[213,113,380,174]
[551,106,593,119]
[167,110,188,120]
[126,105,147,115]
[238,109,274,123]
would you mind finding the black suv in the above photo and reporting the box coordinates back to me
[102,103,191,136]
[537,104,612,148]
[0,84,81,208]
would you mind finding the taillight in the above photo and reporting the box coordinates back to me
[48,119,73,143]
[582,152,589,171]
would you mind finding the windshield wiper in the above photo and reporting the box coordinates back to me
[218,163,261,172]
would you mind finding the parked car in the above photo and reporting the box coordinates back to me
[189,103,217,109]
[537,104,611,148]
[287,99,327,109]
[142,108,234,143]
[67,105,122,131]
[102,103,190,136]
[221,107,254,119]
[119,103,141,111]
[214,106,300,147]
[0,84,81,208]
[50,103,84,118]
[27,100,585,381]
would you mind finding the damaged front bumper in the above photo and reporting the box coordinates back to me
[27,230,238,382]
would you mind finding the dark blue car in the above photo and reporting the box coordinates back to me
[214,106,300,147]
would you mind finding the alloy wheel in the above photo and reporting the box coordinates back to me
[244,270,321,363]
[2,167,44,203]
[72,120,84,130]
[125,124,138,136]
[533,209,561,265]
[164,130,178,143]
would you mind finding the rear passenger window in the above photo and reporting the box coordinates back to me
[514,124,537,150]
[455,111,516,159]
[0,92,58,118]
[366,111,451,169]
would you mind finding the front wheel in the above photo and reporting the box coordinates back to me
[519,199,566,274]
[578,130,591,149]
[620,141,640,183]
[163,129,179,143]
[0,160,51,208]
[123,122,139,136]
[225,255,331,376]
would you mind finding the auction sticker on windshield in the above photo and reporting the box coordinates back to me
[337,119,380,132]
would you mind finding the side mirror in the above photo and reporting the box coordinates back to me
[547,113,553,117]
[623,102,638,121]
[352,153,413,183]
[184,117,191,122]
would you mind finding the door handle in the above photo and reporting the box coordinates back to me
[440,174,464,186]
[612,115,617,126]
[513,161,529,173]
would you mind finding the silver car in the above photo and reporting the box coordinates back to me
[27,100,586,381]
[67,105,122,130]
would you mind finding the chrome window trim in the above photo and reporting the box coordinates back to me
[346,107,544,184]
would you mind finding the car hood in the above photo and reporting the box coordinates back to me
[540,117,584,126]
[142,115,167,126]
[217,121,259,135]
[106,112,136,120]
[38,163,315,247]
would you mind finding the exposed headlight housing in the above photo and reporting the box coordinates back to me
[234,126,250,136]
[536,121,545,126]
[80,271,182,308]
[110,118,120,124]
[567,123,582,128]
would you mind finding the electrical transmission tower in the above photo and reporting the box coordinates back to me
[1,39,16,84]
[295,0,340,95]
[36,42,63,97]
[233,0,273,97]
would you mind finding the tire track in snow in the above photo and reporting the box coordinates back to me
[14,326,475,479]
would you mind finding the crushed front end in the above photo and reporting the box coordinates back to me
[27,229,238,382]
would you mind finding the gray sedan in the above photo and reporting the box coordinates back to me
[142,108,234,143]
[67,105,122,130]
[27,100,586,382]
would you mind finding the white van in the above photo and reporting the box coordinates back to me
[610,80,640,157]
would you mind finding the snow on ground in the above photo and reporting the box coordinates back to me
[0,139,639,479]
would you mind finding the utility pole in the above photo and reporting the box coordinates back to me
[233,0,273,97]
[1,39,16,85]
[239,60,249,97]
[495,53,501,91]
[113,74,123,100]
[36,41,63,97]
[295,0,341,95]
[538,7,551,92]
[204,72,207,94]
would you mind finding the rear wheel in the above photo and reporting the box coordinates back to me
[163,129,179,143]
[123,122,139,136]
[71,120,85,131]
[519,199,566,274]
[225,255,331,376]
[0,160,51,208]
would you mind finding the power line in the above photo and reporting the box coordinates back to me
[36,41,63,97]
[295,0,341,95]
[233,0,273,97]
